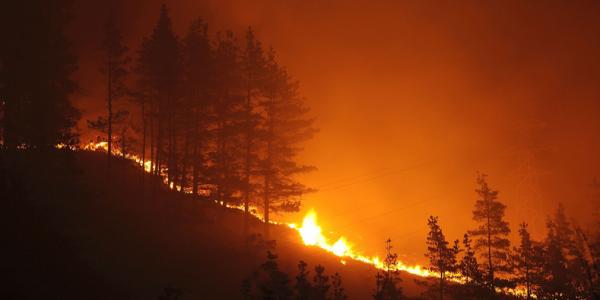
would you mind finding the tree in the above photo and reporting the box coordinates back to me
[457,233,486,299]
[101,10,129,159]
[209,30,244,205]
[312,264,330,300]
[512,223,543,299]
[259,49,317,237]
[0,1,79,149]
[541,204,598,299]
[241,27,267,233]
[259,251,293,300]
[135,5,182,179]
[373,238,403,300]
[182,17,213,196]
[468,173,511,293]
[540,219,573,299]
[158,285,183,300]
[425,216,458,300]
[572,226,600,300]
[294,260,312,300]
[331,273,348,300]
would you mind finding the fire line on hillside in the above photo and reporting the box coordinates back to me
[80,141,530,298]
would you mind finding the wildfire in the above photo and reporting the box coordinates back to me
[77,141,531,297]
[293,210,432,277]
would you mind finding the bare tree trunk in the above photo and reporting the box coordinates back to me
[141,99,146,192]
[486,194,494,292]
[440,270,444,300]
[149,101,155,174]
[244,87,252,235]
[180,126,190,193]
[263,173,270,239]
[192,107,199,196]
[263,99,274,239]
[155,111,162,177]
[107,55,113,160]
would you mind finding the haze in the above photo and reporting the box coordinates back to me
[70,0,600,265]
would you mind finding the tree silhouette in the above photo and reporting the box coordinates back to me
[241,27,267,234]
[158,285,183,300]
[312,264,330,300]
[259,49,317,237]
[468,173,512,293]
[457,233,486,299]
[512,223,543,299]
[373,238,403,300]
[572,226,600,300]
[181,17,213,196]
[101,10,129,159]
[294,260,312,300]
[541,217,573,298]
[425,216,458,300]
[210,30,244,206]
[540,204,597,299]
[135,5,182,179]
[260,251,293,300]
[331,272,348,300]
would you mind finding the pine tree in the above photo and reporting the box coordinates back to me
[512,223,543,299]
[241,27,266,233]
[425,216,457,300]
[572,226,600,300]
[134,37,154,173]
[331,273,348,300]
[312,264,330,300]
[460,233,482,285]
[135,5,182,179]
[457,233,487,299]
[294,260,312,300]
[468,173,511,293]
[540,219,573,298]
[0,1,79,149]
[542,204,596,299]
[260,251,293,300]
[182,17,213,196]
[373,238,403,300]
[101,10,129,159]
[259,49,317,237]
[210,30,244,205]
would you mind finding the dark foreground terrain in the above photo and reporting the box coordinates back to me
[1,150,426,299]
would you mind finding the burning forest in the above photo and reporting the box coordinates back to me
[2,1,600,299]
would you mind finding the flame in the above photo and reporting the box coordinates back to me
[294,210,432,276]
[75,141,532,297]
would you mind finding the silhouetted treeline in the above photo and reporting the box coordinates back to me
[130,5,316,235]
[0,4,317,235]
[374,239,405,300]
[242,251,348,300]
[0,1,80,149]
[421,174,600,300]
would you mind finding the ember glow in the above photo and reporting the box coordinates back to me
[79,142,531,297]
[294,210,431,276]
[81,140,432,277]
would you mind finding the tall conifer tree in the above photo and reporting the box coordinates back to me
[182,17,213,195]
[468,174,511,293]
[101,11,129,158]
[425,216,457,300]
[259,49,316,236]
[241,27,266,233]
[373,239,404,300]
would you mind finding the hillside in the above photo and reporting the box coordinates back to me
[1,150,428,299]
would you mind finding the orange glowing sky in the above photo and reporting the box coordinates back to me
[70,0,600,265]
